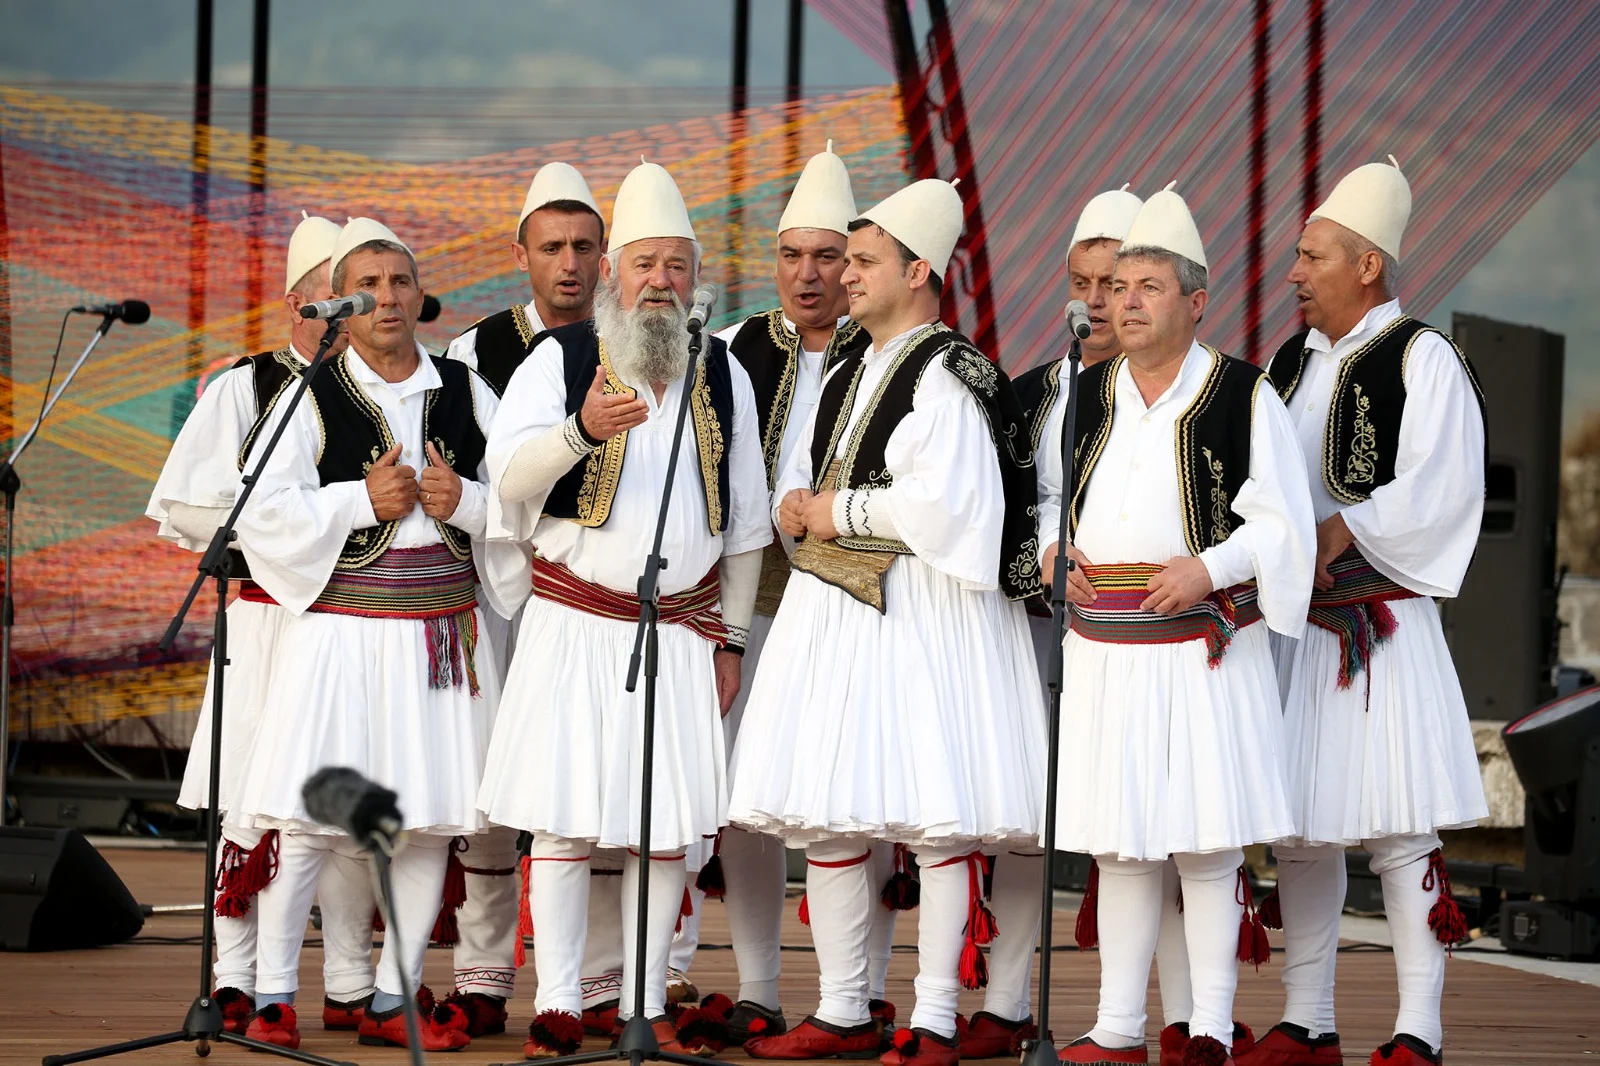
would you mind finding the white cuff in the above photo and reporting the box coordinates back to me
[349,482,380,531]
[167,502,228,545]
[717,548,762,651]
[500,415,595,506]
[832,488,899,540]
[1198,537,1251,591]
[445,478,489,537]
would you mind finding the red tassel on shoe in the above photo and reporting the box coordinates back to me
[1422,848,1468,951]
[527,1009,584,1055]
[1235,866,1271,969]
[892,1027,921,1057]
[696,832,727,899]
[880,843,921,911]
[1075,859,1099,950]
[1259,887,1283,930]
[798,891,810,926]
[431,837,469,946]
[515,854,534,968]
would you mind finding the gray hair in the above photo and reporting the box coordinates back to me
[1334,229,1399,297]
[1115,245,1208,295]
[604,242,702,284]
[332,239,419,294]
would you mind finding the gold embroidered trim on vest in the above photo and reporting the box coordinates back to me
[1319,315,1415,505]
[1346,385,1378,487]
[1172,346,1239,556]
[511,303,536,351]
[567,341,631,527]
[689,352,726,534]
[1068,354,1124,538]
[759,310,800,487]
[237,347,301,471]
[826,323,943,555]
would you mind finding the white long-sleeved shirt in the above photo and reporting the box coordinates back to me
[484,333,772,607]
[1286,300,1485,598]
[146,345,310,550]
[1036,340,1316,637]
[236,344,500,614]
[772,323,1006,590]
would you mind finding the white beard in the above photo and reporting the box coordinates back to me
[593,273,691,386]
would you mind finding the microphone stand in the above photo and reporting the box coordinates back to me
[45,316,355,1066]
[365,833,426,1066]
[1,312,121,824]
[1020,333,1084,1066]
[493,319,715,1066]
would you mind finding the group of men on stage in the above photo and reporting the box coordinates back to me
[149,138,1487,1066]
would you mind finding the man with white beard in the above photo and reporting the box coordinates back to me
[476,159,769,1058]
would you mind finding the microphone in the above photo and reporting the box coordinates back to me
[302,766,403,849]
[686,283,719,334]
[418,293,442,323]
[71,300,150,325]
[1064,300,1092,341]
[299,291,378,321]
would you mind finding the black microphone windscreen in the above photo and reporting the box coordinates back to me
[419,294,441,323]
[302,766,400,843]
[120,300,151,325]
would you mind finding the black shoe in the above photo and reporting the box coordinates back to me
[727,1001,788,1043]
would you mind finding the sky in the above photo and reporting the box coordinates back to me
[3,0,1597,431]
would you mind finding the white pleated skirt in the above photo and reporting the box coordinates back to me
[1054,622,1294,861]
[178,599,292,813]
[1272,598,1487,845]
[476,594,726,853]
[232,606,500,836]
[728,556,1047,848]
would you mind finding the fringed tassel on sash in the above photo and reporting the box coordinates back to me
[429,836,469,945]
[425,609,480,696]
[880,843,920,911]
[1074,858,1099,950]
[1422,849,1468,952]
[515,855,534,968]
[214,829,280,918]
[1235,866,1271,969]
[1307,547,1415,690]
[695,832,726,899]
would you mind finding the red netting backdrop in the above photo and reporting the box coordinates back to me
[2,0,1599,756]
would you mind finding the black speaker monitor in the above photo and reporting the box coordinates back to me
[0,827,145,951]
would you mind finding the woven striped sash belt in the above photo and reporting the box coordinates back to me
[1307,545,1418,689]
[1069,562,1262,668]
[307,543,480,696]
[530,554,728,646]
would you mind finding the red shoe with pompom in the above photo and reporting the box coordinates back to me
[958,1012,1037,1059]
[1056,1035,1148,1064]
[443,990,507,1037]
[525,1010,585,1058]
[1181,1035,1231,1066]
[728,1001,788,1043]
[881,1027,960,1066]
[245,1004,301,1050]
[358,1001,472,1051]
[213,988,254,1035]
[747,1016,884,1059]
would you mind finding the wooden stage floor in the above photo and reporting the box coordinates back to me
[2,847,1596,1065]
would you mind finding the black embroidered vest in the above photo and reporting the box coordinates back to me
[1267,316,1487,505]
[307,354,488,570]
[461,304,544,397]
[1068,348,1262,555]
[727,309,870,487]
[234,347,303,471]
[1012,357,1065,456]
[808,323,1042,601]
[541,320,735,535]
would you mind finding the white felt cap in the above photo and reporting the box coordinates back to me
[857,178,963,277]
[1309,155,1412,260]
[777,140,856,237]
[330,217,413,283]
[1121,182,1207,270]
[517,161,601,234]
[284,212,341,295]
[1069,184,1143,249]
[607,158,697,253]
